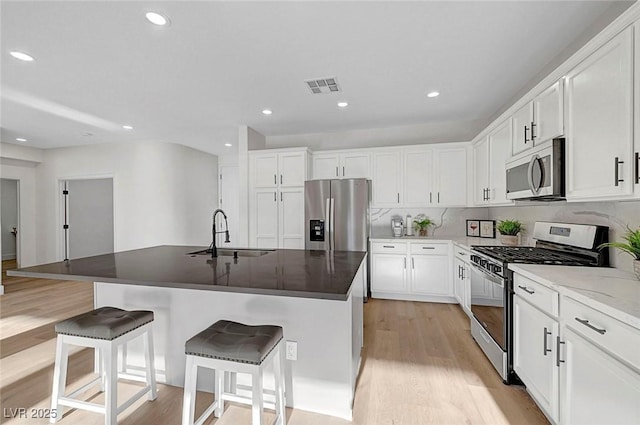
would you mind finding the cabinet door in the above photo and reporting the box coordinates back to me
[252,154,278,188]
[560,327,640,425]
[312,153,340,180]
[634,22,640,197]
[404,149,433,206]
[278,188,304,249]
[488,119,513,205]
[513,296,559,423]
[410,255,450,296]
[341,152,371,179]
[371,254,407,293]
[566,27,634,200]
[462,263,472,316]
[279,152,307,187]
[454,258,465,305]
[252,189,278,248]
[372,151,402,207]
[512,102,534,156]
[473,137,490,205]
[533,80,564,144]
[434,148,467,206]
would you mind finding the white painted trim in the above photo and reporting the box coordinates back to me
[248,146,311,154]
[371,292,457,303]
[472,2,640,145]
[1,254,16,260]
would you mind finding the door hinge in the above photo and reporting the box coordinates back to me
[63,224,69,229]
[63,190,69,195]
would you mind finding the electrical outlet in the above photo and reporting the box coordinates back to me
[285,340,297,361]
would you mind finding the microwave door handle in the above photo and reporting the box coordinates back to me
[527,155,542,195]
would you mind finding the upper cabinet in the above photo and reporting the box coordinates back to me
[252,149,308,189]
[565,27,635,201]
[372,151,403,207]
[635,21,640,194]
[512,80,564,157]
[474,119,513,206]
[312,151,371,180]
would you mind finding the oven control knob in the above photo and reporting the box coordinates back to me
[480,259,487,267]
[493,265,502,274]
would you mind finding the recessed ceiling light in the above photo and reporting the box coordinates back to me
[16,138,27,142]
[224,143,232,147]
[10,51,35,62]
[145,12,169,26]
[122,125,133,130]
[427,91,440,98]
[262,109,272,115]
[337,102,349,108]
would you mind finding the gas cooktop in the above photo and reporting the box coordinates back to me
[471,245,595,266]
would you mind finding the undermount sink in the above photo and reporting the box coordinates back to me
[187,248,274,257]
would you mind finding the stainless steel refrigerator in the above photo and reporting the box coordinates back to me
[305,179,370,252]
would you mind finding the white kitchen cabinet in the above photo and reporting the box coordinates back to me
[372,151,402,207]
[511,80,564,157]
[404,147,466,207]
[565,27,635,201]
[474,119,513,206]
[371,241,452,302]
[312,151,371,180]
[371,253,407,293]
[410,253,449,296]
[403,149,433,206]
[635,21,640,195]
[252,188,279,249]
[560,326,640,425]
[513,294,559,424]
[278,188,304,248]
[453,256,471,317]
[249,149,308,248]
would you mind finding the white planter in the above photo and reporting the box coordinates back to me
[634,260,640,281]
[500,234,519,246]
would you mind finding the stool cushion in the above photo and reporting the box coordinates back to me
[55,307,154,340]
[185,320,283,365]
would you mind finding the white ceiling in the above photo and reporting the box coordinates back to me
[0,1,632,156]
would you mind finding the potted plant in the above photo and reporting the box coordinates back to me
[599,226,640,280]
[413,215,433,237]
[497,219,523,246]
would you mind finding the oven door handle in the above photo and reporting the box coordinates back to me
[470,261,504,286]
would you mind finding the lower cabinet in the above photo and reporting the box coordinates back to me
[453,253,471,317]
[513,294,559,424]
[371,241,453,302]
[559,327,640,425]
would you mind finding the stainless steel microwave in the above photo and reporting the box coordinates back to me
[506,138,565,201]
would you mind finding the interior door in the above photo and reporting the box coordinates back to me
[218,165,239,247]
[66,178,114,260]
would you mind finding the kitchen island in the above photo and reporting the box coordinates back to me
[9,246,367,420]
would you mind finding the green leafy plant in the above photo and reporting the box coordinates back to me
[413,215,433,231]
[497,219,523,236]
[598,226,640,260]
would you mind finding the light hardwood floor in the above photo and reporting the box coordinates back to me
[0,260,548,424]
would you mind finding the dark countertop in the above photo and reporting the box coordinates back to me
[8,246,367,301]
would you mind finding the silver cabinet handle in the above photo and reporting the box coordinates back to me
[614,157,624,186]
[531,121,536,141]
[274,174,277,184]
[518,285,535,295]
[524,125,529,143]
[404,257,406,269]
[458,251,466,256]
[280,174,283,185]
[430,192,432,203]
[336,166,339,177]
[411,258,415,269]
[422,247,435,250]
[343,166,345,177]
[543,327,552,356]
[635,152,639,184]
[397,193,400,203]
[437,192,440,203]
[556,336,565,367]
[575,317,606,335]
[383,245,395,248]
[274,192,277,202]
[280,192,283,202]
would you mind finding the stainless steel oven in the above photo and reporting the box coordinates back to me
[506,138,564,201]
[469,252,508,381]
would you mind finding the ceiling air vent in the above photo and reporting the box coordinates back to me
[305,77,341,94]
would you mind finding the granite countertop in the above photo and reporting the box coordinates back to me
[508,264,640,329]
[8,246,367,301]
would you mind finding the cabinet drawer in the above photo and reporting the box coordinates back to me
[513,274,559,317]
[454,245,470,261]
[410,243,449,255]
[371,242,407,254]
[562,296,640,371]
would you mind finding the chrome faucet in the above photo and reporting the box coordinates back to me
[210,209,230,258]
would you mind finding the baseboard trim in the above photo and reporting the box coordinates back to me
[2,254,16,261]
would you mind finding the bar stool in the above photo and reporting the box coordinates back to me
[181,320,286,425]
[50,307,157,425]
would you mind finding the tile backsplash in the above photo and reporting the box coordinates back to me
[489,200,640,273]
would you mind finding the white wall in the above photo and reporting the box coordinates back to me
[1,179,18,259]
[488,201,640,273]
[35,142,218,263]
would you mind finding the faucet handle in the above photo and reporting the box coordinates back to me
[225,230,230,243]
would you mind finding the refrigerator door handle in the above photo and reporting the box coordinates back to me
[325,198,331,250]
[329,198,335,250]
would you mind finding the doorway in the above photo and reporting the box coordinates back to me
[61,178,114,260]
[1,178,19,287]
[217,165,239,246]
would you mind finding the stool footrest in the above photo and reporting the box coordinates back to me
[117,385,152,414]
[66,376,102,399]
[118,372,149,383]
[195,400,219,425]
[221,392,276,411]
[58,398,105,414]
[236,383,276,397]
